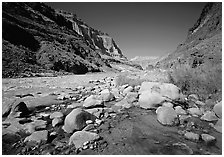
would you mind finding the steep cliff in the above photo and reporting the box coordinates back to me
[2,2,126,78]
[156,2,222,69]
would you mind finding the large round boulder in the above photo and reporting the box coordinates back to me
[138,91,165,109]
[63,108,96,133]
[139,82,181,100]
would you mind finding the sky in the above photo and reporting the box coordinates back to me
[46,2,206,59]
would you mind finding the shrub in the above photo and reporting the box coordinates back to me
[168,64,222,101]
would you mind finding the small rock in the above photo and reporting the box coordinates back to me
[99,89,115,102]
[187,108,203,116]
[50,111,63,119]
[195,100,205,106]
[24,119,47,133]
[63,108,96,133]
[95,119,102,125]
[115,99,132,109]
[213,101,222,118]
[156,106,178,126]
[50,131,57,136]
[52,118,63,127]
[69,131,100,148]
[38,113,50,118]
[200,111,219,121]
[175,106,187,115]
[86,120,93,125]
[124,92,138,103]
[67,102,82,109]
[214,119,222,133]
[201,134,216,145]
[123,86,133,95]
[24,130,48,143]
[188,94,199,101]
[83,141,89,146]
[162,102,174,108]
[172,142,193,155]
[179,115,191,125]
[83,95,103,108]
[83,124,95,131]
[83,145,88,150]
[184,132,199,141]
[111,88,120,98]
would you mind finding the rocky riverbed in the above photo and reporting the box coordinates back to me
[2,71,222,155]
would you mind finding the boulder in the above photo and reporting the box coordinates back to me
[139,82,180,100]
[63,108,96,133]
[50,111,63,119]
[214,119,222,133]
[83,95,103,108]
[69,131,100,148]
[156,106,178,126]
[200,111,219,121]
[184,132,199,141]
[24,130,48,143]
[213,101,222,118]
[99,89,115,102]
[201,134,216,145]
[187,108,203,116]
[123,86,133,95]
[138,91,165,109]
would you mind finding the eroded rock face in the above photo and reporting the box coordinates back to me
[2,2,126,78]
[156,106,178,126]
[69,131,100,148]
[63,108,96,133]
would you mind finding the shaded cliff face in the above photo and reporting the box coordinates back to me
[2,2,126,78]
[156,2,222,69]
